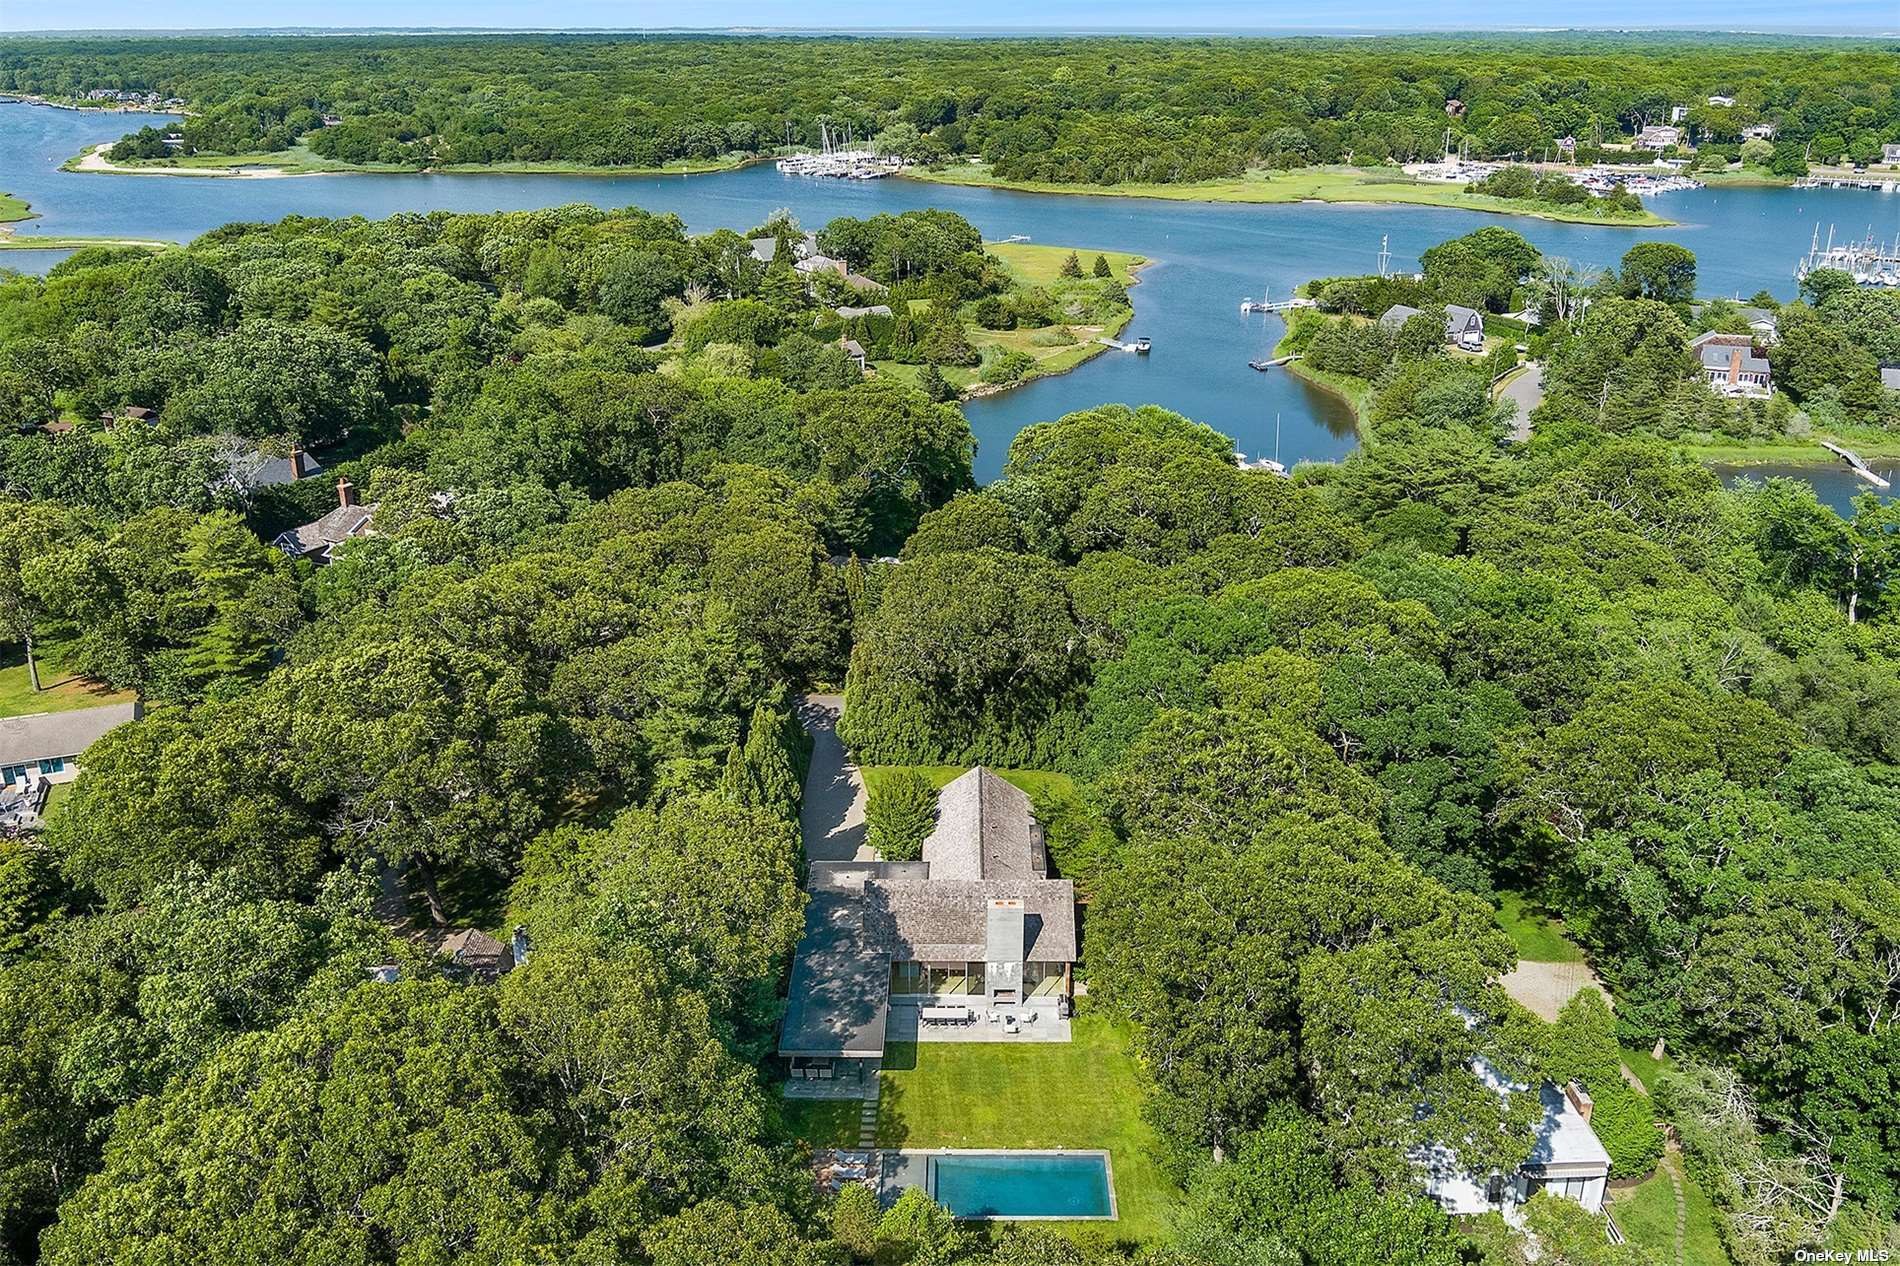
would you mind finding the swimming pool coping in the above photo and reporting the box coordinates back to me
[915,1147,1119,1221]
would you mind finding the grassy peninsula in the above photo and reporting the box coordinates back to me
[906,163,1674,227]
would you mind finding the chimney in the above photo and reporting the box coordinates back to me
[289,443,306,480]
[1729,347,1743,384]
[336,476,357,509]
[1564,1080,1594,1123]
[510,925,531,968]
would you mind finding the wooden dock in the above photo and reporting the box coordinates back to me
[1819,440,1893,489]
[1242,297,1317,314]
[1096,336,1151,353]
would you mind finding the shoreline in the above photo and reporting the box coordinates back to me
[62,141,773,180]
[1272,321,1373,437]
[956,250,1150,402]
[902,164,1676,229]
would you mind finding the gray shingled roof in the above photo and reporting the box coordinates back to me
[1694,335,1770,375]
[866,878,1077,963]
[0,701,140,768]
[233,449,322,490]
[923,767,1043,882]
[274,502,375,558]
[1378,304,1422,331]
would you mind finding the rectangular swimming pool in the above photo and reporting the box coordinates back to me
[928,1151,1116,1220]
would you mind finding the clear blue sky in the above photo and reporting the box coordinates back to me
[3,1,1894,33]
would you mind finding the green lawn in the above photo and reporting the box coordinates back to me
[780,1097,865,1151]
[1494,891,1587,964]
[984,241,1147,288]
[876,1015,1177,1245]
[1610,1152,1730,1266]
[0,647,132,719]
[1619,1042,1673,1096]
[0,192,32,224]
[861,766,1078,802]
[908,163,1671,227]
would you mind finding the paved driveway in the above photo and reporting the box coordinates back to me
[798,694,872,863]
[1498,362,1545,442]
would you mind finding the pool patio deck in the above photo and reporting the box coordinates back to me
[887,1003,1072,1044]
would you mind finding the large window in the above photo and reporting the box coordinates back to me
[890,962,982,996]
[1025,962,1065,997]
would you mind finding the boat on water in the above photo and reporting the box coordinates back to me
[1236,453,1289,476]
[1130,337,1151,354]
[1248,359,1273,372]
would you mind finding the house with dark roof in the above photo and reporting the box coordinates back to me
[1691,331,1772,398]
[272,477,376,564]
[779,768,1077,1084]
[222,441,323,493]
[1378,303,1485,351]
[0,701,140,793]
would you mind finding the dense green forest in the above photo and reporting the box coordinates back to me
[1,33,1896,177]
[1289,225,1900,442]
[0,195,1897,1266]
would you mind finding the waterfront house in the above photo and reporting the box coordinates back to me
[1743,123,1778,142]
[1415,1072,1614,1221]
[1380,303,1484,351]
[779,768,1077,1085]
[1635,125,1682,151]
[1444,304,1487,351]
[272,477,376,564]
[0,701,141,794]
[1707,95,1736,108]
[1691,332,1772,398]
[1883,144,1900,167]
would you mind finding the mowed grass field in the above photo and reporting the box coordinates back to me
[876,1015,1177,1245]
[983,241,1146,288]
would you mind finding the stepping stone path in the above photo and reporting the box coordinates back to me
[1663,1146,1687,1266]
[858,1080,881,1149]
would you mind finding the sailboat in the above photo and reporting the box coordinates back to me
[1237,415,1290,476]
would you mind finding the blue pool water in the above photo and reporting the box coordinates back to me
[931,1152,1115,1219]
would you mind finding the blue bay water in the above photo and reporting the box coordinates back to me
[5,102,1897,495]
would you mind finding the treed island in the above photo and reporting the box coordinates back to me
[0,26,1896,1266]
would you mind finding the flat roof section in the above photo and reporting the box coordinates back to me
[779,890,893,1059]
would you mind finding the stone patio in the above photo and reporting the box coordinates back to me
[886,1003,1072,1044]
